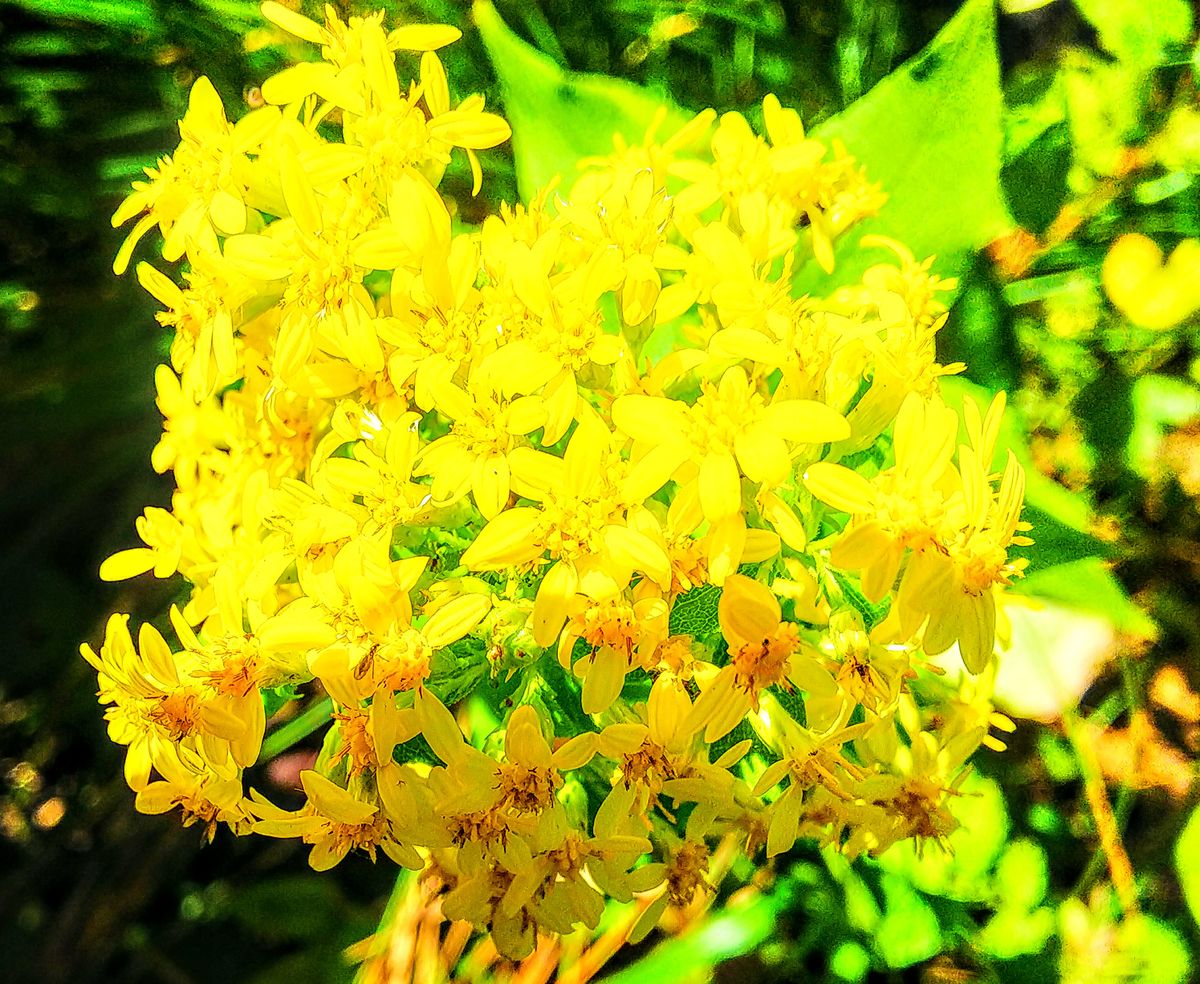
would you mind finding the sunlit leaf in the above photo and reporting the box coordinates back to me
[992,596,1117,721]
[1073,0,1193,67]
[1013,558,1157,639]
[668,583,722,638]
[473,0,692,201]
[605,880,792,984]
[873,873,941,969]
[1175,802,1200,928]
[796,0,1011,293]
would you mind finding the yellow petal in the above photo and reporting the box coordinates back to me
[301,771,376,824]
[706,514,746,586]
[581,646,626,715]
[604,526,671,587]
[427,109,512,149]
[719,573,781,648]
[763,400,850,444]
[804,462,875,514]
[734,425,789,486]
[759,491,807,551]
[698,451,741,521]
[958,590,996,674]
[99,548,155,581]
[260,1,327,43]
[388,23,462,51]
[612,395,686,444]
[461,508,542,570]
[423,593,491,648]
[531,561,578,647]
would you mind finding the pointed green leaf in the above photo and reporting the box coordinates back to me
[473,0,692,201]
[796,0,1011,293]
[1013,558,1157,639]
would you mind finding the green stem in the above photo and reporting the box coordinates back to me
[258,696,333,762]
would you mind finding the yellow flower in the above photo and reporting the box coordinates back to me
[86,3,1028,957]
[687,574,837,743]
[614,364,847,525]
[134,743,250,840]
[807,391,1028,672]
[415,361,548,518]
[112,75,279,273]
[259,1,507,193]
[80,614,252,790]
[251,770,423,870]
[462,416,671,647]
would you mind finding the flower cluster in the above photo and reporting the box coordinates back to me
[84,2,1029,958]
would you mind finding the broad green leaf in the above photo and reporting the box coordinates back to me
[1174,801,1200,927]
[796,0,1011,293]
[1013,558,1157,638]
[979,905,1056,959]
[1072,0,1193,67]
[473,0,692,201]
[1113,916,1191,984]
[993,839,1049,911]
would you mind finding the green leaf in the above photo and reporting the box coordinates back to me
[473,0,692,201]
[668,583,722,639]
[873,872,941,969]
[993,839,1049,911]
[796,0,1011,293]
[1174,801,1200,927]
[7,0,157,31]
[1013,557,1157,638]
[979,905,1056,959]
[262,683,302,719]
[993,597,1117,721]
[1072,0,1193,67]
[426,642,490,706]
[258,697,333,762]
[1114,916,1192,984]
